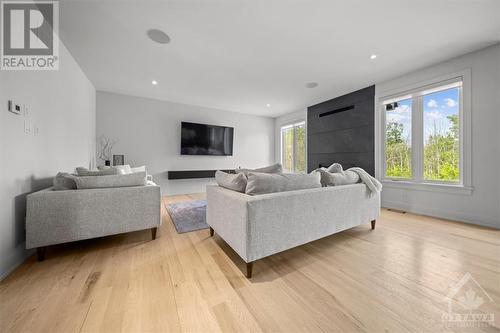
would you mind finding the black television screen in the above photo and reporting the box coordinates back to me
[181,122,234,156]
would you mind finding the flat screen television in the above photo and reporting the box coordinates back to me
[181,122,234,156]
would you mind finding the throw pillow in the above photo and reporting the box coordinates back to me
[215,170,247,192]
[235,163,283,176]
[73,171,147,189]
[318,169,360,187]
[245,171,321,195]
[326,163,343,173]
[131,165,146,173]
[53,172,77,190]
[97,164,133,174]
[76,167,119,176]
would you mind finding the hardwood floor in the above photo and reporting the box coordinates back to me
[1,193,499,332]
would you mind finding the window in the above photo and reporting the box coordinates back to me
[382,77,463,185]
[281,121,306,173]
[385,98,412,179]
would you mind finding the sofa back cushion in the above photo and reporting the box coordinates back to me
[236,163,282,176]
[245,171,321,195]
[73,172,147,189]
[215,170,247,192]
[318,169,360,186]
[76,167,119,176]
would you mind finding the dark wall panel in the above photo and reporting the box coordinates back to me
[307,85,375,175]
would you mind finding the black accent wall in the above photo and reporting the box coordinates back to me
[307,85,375,175]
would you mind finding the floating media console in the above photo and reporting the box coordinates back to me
[167,169,235,180]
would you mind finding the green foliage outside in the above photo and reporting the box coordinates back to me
[295,125,306,173]
[282,124,306,173]
[385,115,459,182]
[385,122,412,178]
[423,114,459,181]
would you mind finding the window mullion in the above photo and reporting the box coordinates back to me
[412,96,424,182]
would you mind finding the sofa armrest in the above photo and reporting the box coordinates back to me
[206,185,251,261]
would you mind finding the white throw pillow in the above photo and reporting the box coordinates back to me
[76,167,118,176]
[98,164,133,174]
[131,165,146,173]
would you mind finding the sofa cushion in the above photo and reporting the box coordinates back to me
[53,172,77,190]
[236,163,282,176]
[245,171,321,195]
[215,170,247,193]
[318,169,360,186]
[73,171,147,189]
[76,167,119,176]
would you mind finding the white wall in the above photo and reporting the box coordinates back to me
[376,44,500,228]
[96,92,275,195]
[0,42,96,279]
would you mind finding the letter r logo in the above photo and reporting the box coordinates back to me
[2,1,54,55]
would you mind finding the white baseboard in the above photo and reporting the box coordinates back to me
[382,200,499,229]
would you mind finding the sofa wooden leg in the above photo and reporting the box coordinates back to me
[371,219,376,230]
[209,227,214,237]
[151,227,157,240]
[36,247,46,261]
[246,262,253,278]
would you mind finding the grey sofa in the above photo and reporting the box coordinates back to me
[26,183,161,260]
[207,183,380,278]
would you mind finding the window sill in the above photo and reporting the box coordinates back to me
[381,180,473,195]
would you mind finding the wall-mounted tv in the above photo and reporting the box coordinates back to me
[181,122,234,156]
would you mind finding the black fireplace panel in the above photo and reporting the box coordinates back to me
[307,85,375,175]
[308,99,374,134]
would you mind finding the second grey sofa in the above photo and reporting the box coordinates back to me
[26,183,161,260]
[207,183,380,278]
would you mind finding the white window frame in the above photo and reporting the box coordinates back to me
[376,69,473,195]
[280,121,306,173]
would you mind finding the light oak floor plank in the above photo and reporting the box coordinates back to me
[1,193,499,332]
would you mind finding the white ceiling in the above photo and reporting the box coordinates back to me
[59,0,500,117]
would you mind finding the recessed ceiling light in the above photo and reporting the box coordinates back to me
[305,82,319,88]
[152,80,158,85]
[266,103,271,107]
[370,54,377,60]
[147,29,170,44]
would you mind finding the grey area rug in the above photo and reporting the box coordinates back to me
[166,199,208,234]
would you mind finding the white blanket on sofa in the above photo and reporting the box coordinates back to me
[347,167,382,196]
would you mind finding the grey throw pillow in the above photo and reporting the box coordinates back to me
[73,171,147,189]
[326,163,343,173]
[53,172,77,190]
[76,167,119,176]
[215,170,247,192]
[245,171,321,195]
[236,163,282,176]
[318,169,360,187]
